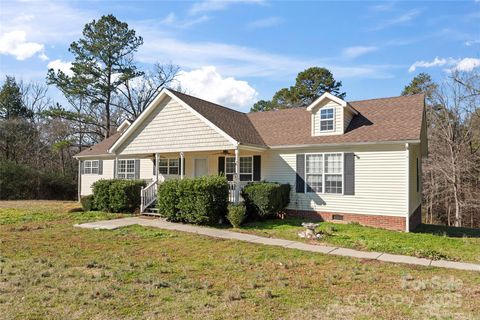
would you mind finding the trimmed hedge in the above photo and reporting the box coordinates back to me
[227,203,246,228]
[241,182,290,219]
[80,195,96,211]
[92,179,146,213]
[157,175,228,225]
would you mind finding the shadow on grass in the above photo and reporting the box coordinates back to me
[413,223,480,238]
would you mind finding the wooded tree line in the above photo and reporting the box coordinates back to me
[1,13,478,229]
[0,15,178,200]
[402,72,480,228]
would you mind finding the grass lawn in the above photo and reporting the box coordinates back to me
[1,201,480,319]
[225,218,480,263]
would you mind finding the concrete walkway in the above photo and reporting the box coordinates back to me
[75,217,480,272]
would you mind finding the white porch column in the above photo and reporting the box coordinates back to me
[155,153,159,182]
[234,146,240,204]
[77,160,81,202]
[180,152,185,179]
[114,156,118,179]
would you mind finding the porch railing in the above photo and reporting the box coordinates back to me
[140,179,158,213]
[227,181,249,203]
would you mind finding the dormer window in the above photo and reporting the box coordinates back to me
[320,108,335,131]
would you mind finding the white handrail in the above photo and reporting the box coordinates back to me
[227,181,249,203]
[141,179,158,213]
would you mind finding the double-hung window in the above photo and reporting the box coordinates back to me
[324,153,343,194]
[305,153,343,194]
[225,156,253,181]
[84,160,99,174]
[118,159,135,179]
[306,154,323,192]
[158,158,179,175]
[320,108,334,131]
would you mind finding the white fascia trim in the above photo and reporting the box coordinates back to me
[74,154,115,160]
[269,140,421,149]
[345,103,359,115]
[108,88,238,154]
[117,119,131,132]
[306,92,347,112]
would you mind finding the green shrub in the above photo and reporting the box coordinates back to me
[242,182,290,219]
[157,179,181,221]
[109,179,146,213]
[157,175,228,225]
[227,203,246,228]
[92,179,145,213]
[80,195,96,211]
[92,179,116,211]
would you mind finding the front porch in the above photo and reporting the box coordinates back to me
[123,147,265,214]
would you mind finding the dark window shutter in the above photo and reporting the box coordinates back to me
[253,155,261,181]
[135,159,140,179]
[344,153,355,195]
[153,158,156,175]
[80,160,84,175]
[113,160,117,179]
[98,160,103,175]
[218,156,225,175]
[296,154,305,193]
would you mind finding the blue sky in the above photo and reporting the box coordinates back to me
[0,0,479,112]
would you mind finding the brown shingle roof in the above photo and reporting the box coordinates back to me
[168,90,266,146]
[75,92,424,157]
[247,94,425,146]
[75,132,121,157]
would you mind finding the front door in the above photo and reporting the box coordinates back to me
[194,158,208,177]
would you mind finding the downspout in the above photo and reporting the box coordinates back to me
[405,143,410,232]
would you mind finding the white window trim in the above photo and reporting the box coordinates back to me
[319,107,335,132]
[225,156,254,181]
[305,152,344,195]
[84,160,99,175]
[117,159,136,179]
[158,157,179,176]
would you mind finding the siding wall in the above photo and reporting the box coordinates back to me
[344,108,354,131]
[409,143,422,215]
[118,96,234,155]
[263,144,409,217]
[80,158,154,196]
[312,101,344,136]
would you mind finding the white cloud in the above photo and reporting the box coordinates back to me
[0,30,45,60]
[0,0,92,44]
[369,2,396,12]
[370,9,421,31]
[176,66,258,109]
[408,57,452,72]
[159,12,210,29]
[47,59,73,76]
[465,39,480,46]
[454,58,480,72]
[408,57,480,72]
[189,0,265,15]
[246,17,283,30]
[342,46,378,59]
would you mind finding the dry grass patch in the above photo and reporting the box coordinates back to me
[1,201,480,319]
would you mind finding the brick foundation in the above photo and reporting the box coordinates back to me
[285,209,407,231]
[408,205,422,231]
